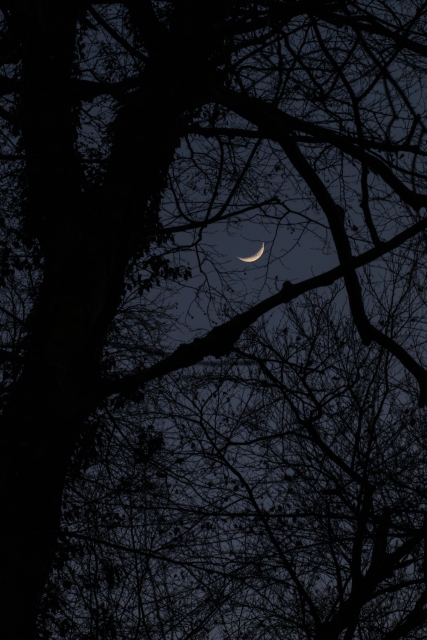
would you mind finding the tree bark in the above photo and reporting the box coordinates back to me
[0,4,182,638]
[0,0,229,634]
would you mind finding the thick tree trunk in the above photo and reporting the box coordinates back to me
[0,6,183,639]
[0,0,224,634]
[0,122,181,640]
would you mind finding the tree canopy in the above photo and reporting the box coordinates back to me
[2,1,427,638]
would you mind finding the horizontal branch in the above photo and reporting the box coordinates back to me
[74,76,141,102]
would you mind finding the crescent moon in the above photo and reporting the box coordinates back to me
[237,242,265,263]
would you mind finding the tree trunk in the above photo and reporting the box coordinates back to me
[0,0,226,632]
[0,4,184,638]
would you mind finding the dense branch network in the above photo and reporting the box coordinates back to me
[1,1,427,639]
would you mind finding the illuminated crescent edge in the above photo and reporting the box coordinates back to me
[237,242,265,263]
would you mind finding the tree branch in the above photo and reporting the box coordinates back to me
[74,76,141,102]
[208,85,427,212]
[87,6,148,62]
[317,10,427,61]
[279,135,427,405]
[101,212,427,402]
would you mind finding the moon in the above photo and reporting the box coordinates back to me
[237,242,265,263]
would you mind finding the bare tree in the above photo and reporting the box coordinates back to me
[2,1,427,637]
[42,288,427,639]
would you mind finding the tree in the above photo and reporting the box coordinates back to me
[39,291,427,640]
[1,0,427,638]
